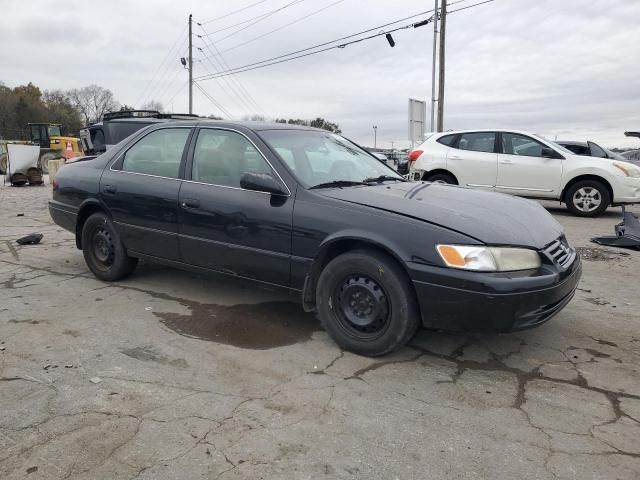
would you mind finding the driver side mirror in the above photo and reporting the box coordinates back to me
[541,147,557,159]
[240,172,288,195]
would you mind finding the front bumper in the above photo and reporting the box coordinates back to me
[408,255,582,333]
[613,176,640,204]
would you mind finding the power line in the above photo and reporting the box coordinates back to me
[193,0,492,82]
[194,81,234,118]
[448,0,494,13]
[198,40,266,115]
[200,0,270,25]
[209,0,308,43]
[197,23,266,115]
[194,7,438,81]
[196,45,259,116]
[213,0,347,55]
[136,27,187,106]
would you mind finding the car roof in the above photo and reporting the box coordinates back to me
[149,119,324,132]
[429,128,543,137]
[556,140,588,147]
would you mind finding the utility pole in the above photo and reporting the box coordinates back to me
[436,0,446,132]
[188,14,193,114]
[430,0,438,132]
[373,125,378,148]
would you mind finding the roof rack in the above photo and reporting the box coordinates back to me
[102,110,199,121]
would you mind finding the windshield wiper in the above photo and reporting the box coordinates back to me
[309,180,368,189]
[362,175,405,183]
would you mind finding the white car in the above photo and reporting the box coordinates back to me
[408,129,640,217]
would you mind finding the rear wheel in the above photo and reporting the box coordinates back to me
[316,250,420,357]
[81,213,137,281]
[565,180,610,217]
[38,152,59,174]
[426,172,457,185]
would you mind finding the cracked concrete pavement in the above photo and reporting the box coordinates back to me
[1,180,639,479]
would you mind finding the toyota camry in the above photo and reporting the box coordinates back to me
[49,120,582,356]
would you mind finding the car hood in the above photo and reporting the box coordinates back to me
[319,182,564,249]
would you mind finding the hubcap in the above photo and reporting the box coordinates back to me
[573,187,602,212]
[334,275,390,337]
[92,228,114,268]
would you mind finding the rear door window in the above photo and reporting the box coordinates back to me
[501,133,547,157]
[122,128,190,178]
[191,129,272,187]
[437,134,457,146]
[457,132,496,153]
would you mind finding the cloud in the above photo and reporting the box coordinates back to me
[1,0,639,148]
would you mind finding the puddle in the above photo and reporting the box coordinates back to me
[576,246,630,261]
[154,301,320,350]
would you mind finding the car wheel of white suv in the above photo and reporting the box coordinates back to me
[565,180,610,217]
[426,172,458,185]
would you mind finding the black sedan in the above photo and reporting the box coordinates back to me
[49,121,582,356]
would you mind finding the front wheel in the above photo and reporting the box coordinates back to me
[565,180,610,217]
[316,250,420,357]
[81,213,137,281]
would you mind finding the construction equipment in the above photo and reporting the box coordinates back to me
[28,123,83,174]
[80,110,198,156]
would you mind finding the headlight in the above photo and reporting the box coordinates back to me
[613,162,640,178]
[436,245,541,272]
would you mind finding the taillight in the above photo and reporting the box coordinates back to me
[52,178,58,190]
[408,149,423,161]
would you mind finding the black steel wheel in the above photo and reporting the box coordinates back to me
[316,249,420,357]
[333,274,391,341]
[81,212,137,281]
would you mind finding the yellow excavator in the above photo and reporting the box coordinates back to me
[27,123,83,173]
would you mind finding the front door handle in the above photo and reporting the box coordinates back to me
[181,198,200,209]
[500,159,514,165]
[449,155,462,160]
[103,185,117,194]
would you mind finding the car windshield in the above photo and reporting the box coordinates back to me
[259,129,403,188]
[533,134,575,155]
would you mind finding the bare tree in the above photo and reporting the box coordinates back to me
[67,85,119,124]
[141,100,163,112]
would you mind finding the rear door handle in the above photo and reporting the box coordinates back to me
[103,185,117,194]
[500,159,514,164]
[181,198,200,209]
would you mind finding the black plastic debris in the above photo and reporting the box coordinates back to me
[592,207,640,250]
[16,233,43,245]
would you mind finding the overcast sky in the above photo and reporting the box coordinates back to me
[1,0,639,148]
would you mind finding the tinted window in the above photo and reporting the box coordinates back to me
[501,133,548,157]
[589,142,607,158]
[457,132,495,153]
[192,129,272,187]
[122,128,190,178]
[437,134,457,146]
[562,144,589,155]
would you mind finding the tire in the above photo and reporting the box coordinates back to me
[81,213,137,281]
[38,152,59,175]
[316,250,420,357]
[0,153,7,174]
[426,172,457,185]
[565,180,610,217]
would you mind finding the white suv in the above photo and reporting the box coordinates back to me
[408,129,640,217]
